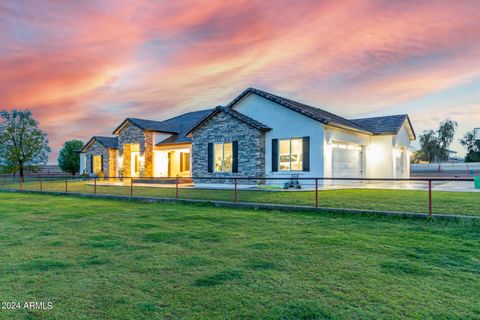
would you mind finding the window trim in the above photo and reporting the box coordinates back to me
[278,137,303,172]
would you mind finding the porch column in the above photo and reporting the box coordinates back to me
[144,131,154,177]
[123,144,131,178]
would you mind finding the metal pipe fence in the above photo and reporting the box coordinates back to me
[1,175,478,217]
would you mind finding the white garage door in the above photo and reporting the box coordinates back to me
[332,143,364,178]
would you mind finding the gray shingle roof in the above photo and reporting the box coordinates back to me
[112,109,213,136]
[227,87,415,139]
[114,109,212,145]
[228,87,370,133]
[154,109,213,145]
[186,106,271,136]
[82,136,118,152]
[350,114,415,138]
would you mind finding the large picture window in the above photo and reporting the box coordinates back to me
[214,142,233,172]
[279,138,303,171]
[180,152,190,172]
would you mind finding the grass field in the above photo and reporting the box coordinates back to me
[2,178,480,216]
[0,192,479,319]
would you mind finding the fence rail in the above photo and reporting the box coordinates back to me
[411,162,480,177]
[1,175,478,218]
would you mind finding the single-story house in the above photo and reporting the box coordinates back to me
[80,88,415,185]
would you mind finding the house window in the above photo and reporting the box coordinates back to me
[279,138,303,171]
[180,152,190,172]
[214,142,233,172]
[93,155,102,173]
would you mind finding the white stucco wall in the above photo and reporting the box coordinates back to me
[79,153,87,174]
[393,123,412,178]
[153,132,173,145]
[231,93,325,181]
[230,92,413,182]
[367,135,394,178]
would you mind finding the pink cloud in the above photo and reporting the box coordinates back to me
[1,0,480,161]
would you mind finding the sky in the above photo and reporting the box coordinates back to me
[1,0,480,163]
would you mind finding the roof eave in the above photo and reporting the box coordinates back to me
[155,141,192,147]
[185,108,220,137]
[81,137,96,152]
[112,119,136,135]
[326,122,373,135]
[405,116,416,140]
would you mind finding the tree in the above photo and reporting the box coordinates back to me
[411,150,425,164]
[417,119,457,163]
[418,130,439,162]
[0,110,51,179]
[460,131,480,162]
[58,140,84,176]
[437,119,458,161]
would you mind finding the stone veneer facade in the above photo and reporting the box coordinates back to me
[117,122,147,177]
[191,111,265,184]
[84,141,112,176]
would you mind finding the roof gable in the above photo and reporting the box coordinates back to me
[228,88,372,134]
[227,88,416,139]
[186,106,271,136]
[82,136,118,152]
[350,114,416,140]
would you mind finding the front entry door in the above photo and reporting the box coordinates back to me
[131,151,140,177]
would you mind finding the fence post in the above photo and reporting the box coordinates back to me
[40,177,43,191]
[428,179,432,217]
[176,177,179,199]
[65,178,68,193]
[2,176,5,190]
[315,178,318,208]
[130,178,133,197]
[94,177,97,195]
[234,178,238,205]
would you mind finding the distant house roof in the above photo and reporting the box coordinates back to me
[186,106,271,136]
[81,136,118,152]
[226,87,415,140]
[351,114,416,139]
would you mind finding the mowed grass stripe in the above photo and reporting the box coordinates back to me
[0,193,478,319]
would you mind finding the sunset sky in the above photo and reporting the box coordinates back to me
[1,0,480,162]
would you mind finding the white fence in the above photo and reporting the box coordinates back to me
[411,162,480,177]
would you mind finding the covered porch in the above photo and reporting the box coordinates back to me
[153,143,191,178]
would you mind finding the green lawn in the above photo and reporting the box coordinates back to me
[0,193,479,319]
[3,178,480,216]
